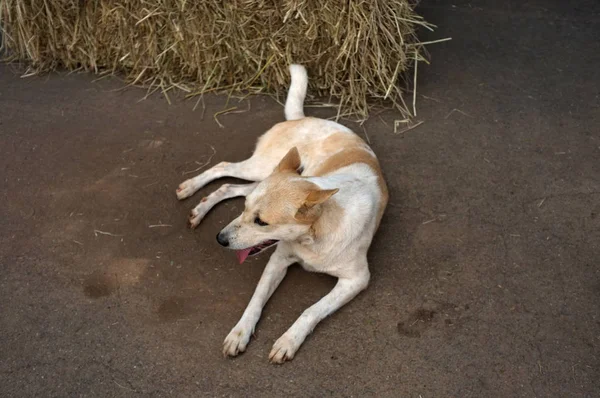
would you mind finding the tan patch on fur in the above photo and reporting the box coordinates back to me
[319,132,365,153]
[314,138,389,226]
[255,119,305,156]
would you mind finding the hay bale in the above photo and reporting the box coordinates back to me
[0,0,433,119]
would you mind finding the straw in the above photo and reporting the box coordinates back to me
[0,0,439,120]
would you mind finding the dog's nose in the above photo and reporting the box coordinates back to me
[216,232,229,247]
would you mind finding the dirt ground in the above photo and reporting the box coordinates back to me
[1,1,599,397]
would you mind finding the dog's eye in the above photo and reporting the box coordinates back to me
[254,217,268,226]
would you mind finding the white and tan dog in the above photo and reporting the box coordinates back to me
[176,65,388,363]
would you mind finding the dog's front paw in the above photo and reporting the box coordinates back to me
[223,325,253,357]
[176,179,197,200]
[269,333,301,364]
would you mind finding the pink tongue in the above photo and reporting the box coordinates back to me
[236,248,252,264]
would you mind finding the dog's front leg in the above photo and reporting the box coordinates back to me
[269,267,370,364]
[223,247,294,357]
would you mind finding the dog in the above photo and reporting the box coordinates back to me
[176,65,388,363]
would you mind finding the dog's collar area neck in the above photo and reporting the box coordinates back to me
[297,226,317,246]
[297,228,316,245]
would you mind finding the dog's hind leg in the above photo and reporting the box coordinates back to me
[188,182,258,228]
[176,158,269,200]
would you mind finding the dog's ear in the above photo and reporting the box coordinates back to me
[275,147,302,173]
[304,188,339,207]
[295,188,339,222]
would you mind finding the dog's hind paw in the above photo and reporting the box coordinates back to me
[223,326,252,357]
[176,179,197,200]
[269,334,300,364]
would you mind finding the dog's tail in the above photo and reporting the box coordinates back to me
[285,64,308,120]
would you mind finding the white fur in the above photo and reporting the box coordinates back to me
[176,65,386,364]
[284,64,308,120]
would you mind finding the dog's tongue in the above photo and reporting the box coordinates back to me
[236,248,252,264]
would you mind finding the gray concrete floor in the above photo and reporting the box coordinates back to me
[1,1,599,396]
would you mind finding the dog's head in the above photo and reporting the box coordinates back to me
[216,147,338,263]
